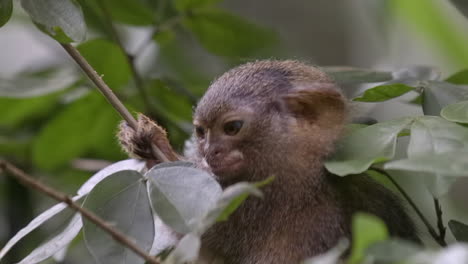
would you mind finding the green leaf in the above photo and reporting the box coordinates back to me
[0,0,13,27]
[422,81,468,116]
[446,69,468,85]
[384,152,468,177]
[322,67,393,85]
[354,83,414,102]
[16,214,82,264]
[448,220,468,242]
[183,8,276,57]
[32,92,103,170]
[349,213,388,264]
[0,94,59,128]
[83,170,153,264]
[441,100,468,123]
[146,162,222,234]
[0,67,77,98]
[391,116,468,197]
[0,195,84,261]
[77,39,131,90]
[174,0,221,11]
[99,0,154,25]
[147,79,193,122]
[390,0,468,68]
[366,239,421,263]
[324,117,414,176]
[21,0,86,43]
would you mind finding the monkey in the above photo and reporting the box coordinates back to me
[118,60,419,264]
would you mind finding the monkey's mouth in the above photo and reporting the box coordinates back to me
[207,151,244,177]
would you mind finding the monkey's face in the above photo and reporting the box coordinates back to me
[193,106,259,181]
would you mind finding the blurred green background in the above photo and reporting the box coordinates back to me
[1,0,468,263]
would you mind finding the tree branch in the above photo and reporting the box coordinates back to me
[61,43,169,162]
[433,198,447,246]
[371,168,446,247]
[0,160,160,264]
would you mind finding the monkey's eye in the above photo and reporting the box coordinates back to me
[223,120,243,136]
[195,126,205,139]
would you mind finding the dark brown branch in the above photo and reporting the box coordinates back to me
[0,160,160,264]
[61,43,169,162]
[433,198,447,246]
[371,168,446,247]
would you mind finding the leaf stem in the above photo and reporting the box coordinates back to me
[371,167,446,246]
[61,43,169,162]
[433,198,447,246]
[0,160,160,264]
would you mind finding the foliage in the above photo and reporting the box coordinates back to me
[1,0,468,264]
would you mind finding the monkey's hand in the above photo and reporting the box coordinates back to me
[118,114,179,166]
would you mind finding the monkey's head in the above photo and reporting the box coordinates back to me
[193,60,347,184]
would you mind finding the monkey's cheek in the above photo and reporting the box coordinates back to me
[208,151,244,177]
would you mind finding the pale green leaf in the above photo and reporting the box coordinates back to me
[422,81,468,116]
[325,117,414,176]
[83,170,153,264]
[146,162,222,234]
[441,100,468,123]
[164,233,201,264]
[21,0,86,42]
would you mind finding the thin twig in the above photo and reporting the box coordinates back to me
[97,0,153,114]
[61,43,137,128]
[371,167,446,247]
[0,160,160,264]
[433,198,447,246]
[61,44,169,162]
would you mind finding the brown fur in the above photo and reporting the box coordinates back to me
[118,60,419,264]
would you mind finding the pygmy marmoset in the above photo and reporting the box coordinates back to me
[118,60,419,264]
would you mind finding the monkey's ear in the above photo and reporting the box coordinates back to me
[281,82,346,126]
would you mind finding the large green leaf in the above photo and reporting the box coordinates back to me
[448,220,468,243]
[322,67,393,85]
[385,116,468,197]
[100,0,154,25]
[0,94,59,128]
[446,69,468,85]
[354,83,414,102]
[349,213,388,264]
[32,92,104,170]
[83,170,154,264]
[183,8,275,57]
[324,117,414,176]
[0,67,76,98]
[0,0,13,27]
[174,0,221,11]
[441,100,468,123]
[77,39,131,90]
[422,81,468,116]
[21,0,86,43]
[146,162,222,234]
